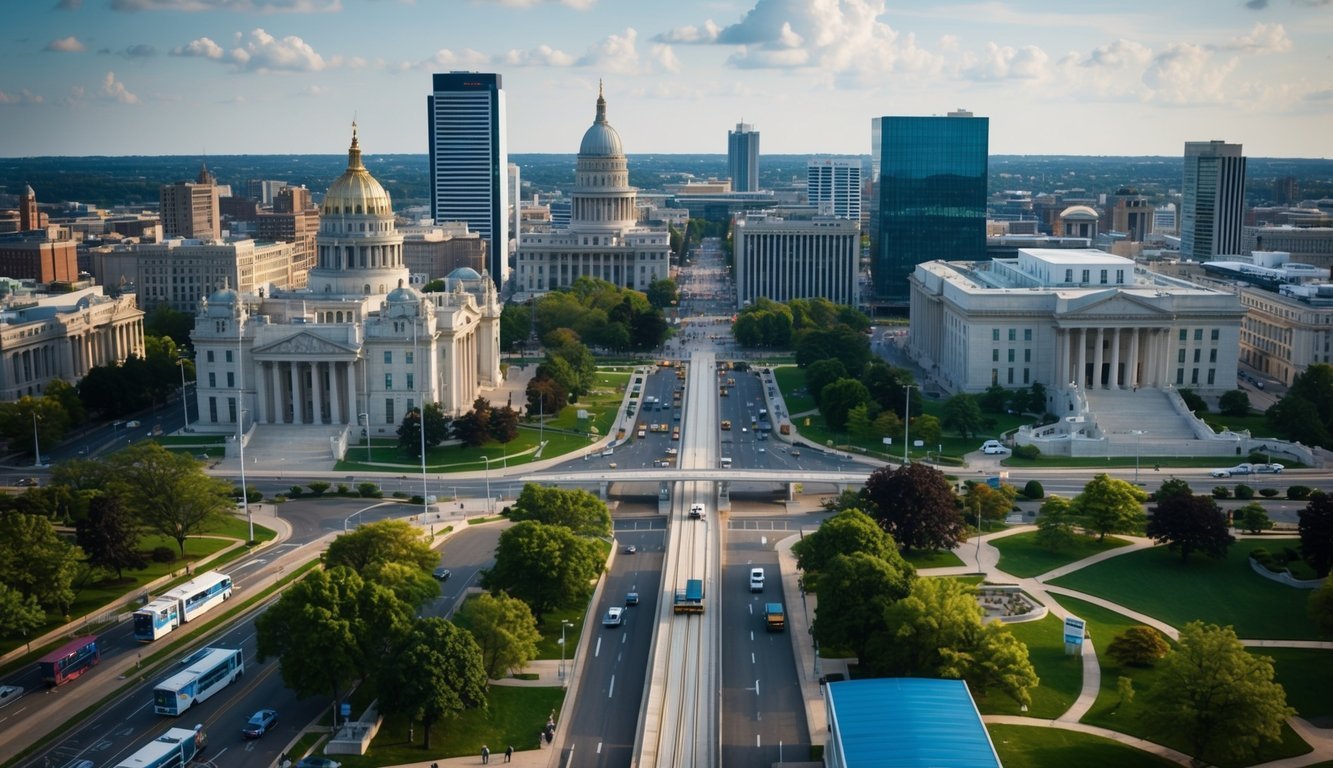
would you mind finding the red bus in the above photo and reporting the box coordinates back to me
[38,636,101,687]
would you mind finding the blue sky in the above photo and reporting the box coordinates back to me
[2,0,1331,158]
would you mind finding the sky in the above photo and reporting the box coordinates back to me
[2,0,1331,158]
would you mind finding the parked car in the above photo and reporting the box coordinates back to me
[0,685,24,709]
[432,567,451,581]
[242,709,278,739]
[1254,462,1285,473]
[14,477,38,487]
[980,440,1008,455]
[623,544,637,554]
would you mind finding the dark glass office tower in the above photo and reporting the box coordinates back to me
[870,111,988,303]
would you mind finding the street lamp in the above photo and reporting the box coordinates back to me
[481,455,492,514]
[236,321,251,544]
[177,355,191,433]
[1132,430,1146,484]
[31,412,42,467]
[360,412,370,461]
[902,384,919,465]
[558,619,573,681]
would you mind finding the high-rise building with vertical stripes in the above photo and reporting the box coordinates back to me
[427,72,509,289]
[728,122,760,192]
[1181,140,1246,261]
[733,213,860,307]
[807,159,862,221]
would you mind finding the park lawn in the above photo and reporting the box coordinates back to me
[1250,647,1333,722]
[987,724,1181,768]
[1048,539,1317,640]
[154,434,226,446]
[339,685,566,766]
[773,365,816,415]
[336,424,592,474]
[1201,412,1286,440]
[976,612,1083,720]
[901,549,965,569]
[991,531,1132,579]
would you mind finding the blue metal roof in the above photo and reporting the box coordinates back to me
[827,678,1001,768]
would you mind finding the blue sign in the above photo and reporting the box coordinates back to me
[1063,616,1086,646]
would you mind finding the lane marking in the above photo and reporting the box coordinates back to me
[595,638,602,657]
[597,742,603,754]
[608,674,616,698]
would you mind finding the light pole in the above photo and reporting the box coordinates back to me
[360,412,370,462]
[1132,430,1146,484]
[415,323,428,519]
[177,355,191,432]
[558,619,572,681]
[31,412,42,467]
[237,325,251,544]
[902,384,919,465]
[481,456,492,514]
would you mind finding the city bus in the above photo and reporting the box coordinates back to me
[134,571,233,642]
[38,636,101,687]
[115,724,207,768]
[153,647,244,716]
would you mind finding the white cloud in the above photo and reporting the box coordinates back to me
[576,27,641,74]
[1080,39,1153,70]
[47,36,86,52]
[229,28,329,72]
[172,36,225,59]
[122,43,157,58]
[1220,23,1293,54]
[653,20,720,44]
[111,0,340,11]
[405,48,490,71]
[500,44,575,67]
[99,71,140,104]
[960,42,1051,81]
[650,44,680,73]
[0,88,44,105]
[1141,43,1236,103]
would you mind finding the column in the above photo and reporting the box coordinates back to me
[1129,329,1141,388]
[1077,328,1088,388]
[271,362,284,423]
[1093,328,1105,388]
[256,361,269,424]
[289,362,303,425]
[1058,329,1070,386]
[311,361,324,425]
[346,361,358,426]
[1110,328,1122,389]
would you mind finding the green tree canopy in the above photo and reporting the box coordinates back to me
[962,482,1018,525]
[811,551,914,665]
[646,278,679,310]
[106,442,234,553]
[792,508,905,592]
[525,373,569,417]
[76,494,146,580]
[0,582,46,644]
[1298,491,1333,577]
[1034,496,1079,551]
[396,403,451,458]
[324,519,437,574]
[1070,473,1147,541]
[1309,577,1333,638]
[819,378,871,431]
[457,591,542,679]
[481,521,603,622]
[507,484,611,537]
[969,621,1040,709]
[1146,493,1233,562]
[379,617,489,749]
[941,394,986,438]
[1218,389,1251,418]
[364,560,441,609]
[0,510,83,614]
[804,359,848,409]
[861,362,919,419]
[862,463,965,553]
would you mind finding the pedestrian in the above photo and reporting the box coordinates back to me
[481,744,490,764]
[505,745,514,762]
[539,731,545,748]
[545,730,553,745]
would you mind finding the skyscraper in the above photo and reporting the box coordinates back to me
[1181,140,1246,261]
[728,122,760,192]
[160,162,221,240]
[870,110,988,303]
[427,72,509,289]
[807,159,862,220]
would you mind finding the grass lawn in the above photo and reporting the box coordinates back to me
[1049,540,1317,640]
[991,531,1132,579]
[976,612,1083,720]
[532,605,588,660]
[773,365,816,415]
[901,549,965,569]
[1249,647,1333,722]
[1200,412,1285,440]
[987,724,1182,768]
[338,685,566,766]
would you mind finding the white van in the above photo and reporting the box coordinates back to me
[980,440,1007,455]
[749,568,765,592]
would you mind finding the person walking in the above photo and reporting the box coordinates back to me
[481,745,490,764]
[504,745,514,762]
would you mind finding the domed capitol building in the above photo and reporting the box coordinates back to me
[189,126,501,455]
[514,83,670,297]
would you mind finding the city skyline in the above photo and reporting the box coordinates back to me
[2,1,1331,158]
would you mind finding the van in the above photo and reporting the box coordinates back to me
[749,568,765,592]
[980,440,1007,455]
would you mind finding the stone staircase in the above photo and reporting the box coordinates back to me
[224,424,348,473]
[1083,388,1199,441]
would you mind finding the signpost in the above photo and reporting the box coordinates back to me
[1063,615,1086,655]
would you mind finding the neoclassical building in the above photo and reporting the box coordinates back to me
[190,127,501,440]
[514,84,670,297]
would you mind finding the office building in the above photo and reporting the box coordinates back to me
[807,160,862,221]
[728,122,760,192]
[507,163,522,253]
[92,238,301,312]
[401,223,487,279]
[1181,140,1246,261]
[1243,226,1333,269]
[1152,203,1178,235]
[515,86,670,297]
[160,163,221,241]
[870,110,988,303]
[256,186,319,282]
[733,214,859,306]
[427,72,509,289]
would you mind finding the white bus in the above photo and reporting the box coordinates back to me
[115,724,206,768]
[153,647,243,716]
[133,598,181,642]
[134,571,232,642]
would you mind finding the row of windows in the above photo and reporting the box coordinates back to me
[1178,349,1220,364]
[991,368,1032,386]
[993,349,1033,363]
[383,351,415,365]
[1179,328,1222,342]
[1062,268,1126,285]
[1176,368,1218,386]
[384,373,415,390]
[992,328,1034,342]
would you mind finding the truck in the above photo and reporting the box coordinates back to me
[764,603,786,632]
[673,578,704,614]
[779,423,792,435]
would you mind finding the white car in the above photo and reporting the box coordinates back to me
[0,685,23,709]
[602,606,624,627]
[749,567,765,592]
[689,503,705,519]
[1254,462,1285,473]
[1209,468,1232,478]
[980,440,1008,455]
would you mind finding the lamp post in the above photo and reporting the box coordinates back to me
[481,455,492,514]
[31,412,42,467]
[558,619,572,681]
[237,324,251,544]
[1132,430,1146,484]
[360,412,370,461]
[415,323,428,518]
[902,384,919,465]
[178,355,191,432]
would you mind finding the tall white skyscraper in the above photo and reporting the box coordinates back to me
[807,159,862,220]
[1181,140,1246,261]
[507,162,522,252]
[427,72,509,289]
[728,122,760,192]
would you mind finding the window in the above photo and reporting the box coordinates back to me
[206,351,215,363]
[1023,368,1030,384]
[1193,349,1201,364]
[1209,349,1217,363]
[1065,269,1073,282]
[208,372,216,388]
[1194,329,1203,341]
[1179,329,1188,341]
[1007,349,1015,362]
[405,351,414,365]
[385,398,394,424]
[1191,368,1199,384]
[1007,368,1014,384]
[208,397,217,422]
[1176,368,1185,385]
[384,351,393,365]
[385,374,393,390]
[225,350,233,363]
[992,329,1000,342]
[406,373,414,390]
[1178,349,1186,364]
[228,397,237,423]
[992,349,999,362]
[991,369,999,385]
[1024,349,1032,363]
[1116,269,1124,283]
[1211,329,1220,342]
[1207,369,1216,385]
[226,372,234,388]
[1100,269,1108,284]
[1024,329,1032,342]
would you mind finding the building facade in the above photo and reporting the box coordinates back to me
[160,164,221,241]
[256,186,319,283]
[1181,140,1246,261]
[427,72,509,289]
[908,249,1245,394]
[92,238,300,312]
[0,229,79,284]
[514,86,670,297]
[402,224,487,279]
[190,127,501,436]
[1237,283,1333,386]
[733,214,859,306]
[728,122,760,193]
[870,110,988,303]
[806,160,862,221]
[1243,226,1333,269]
[0,285,145,400]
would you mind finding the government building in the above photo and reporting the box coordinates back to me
[514,85,669,297]
[189,127,501,452]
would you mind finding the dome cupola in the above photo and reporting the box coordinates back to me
[578,80,624,158]
[321,123,393,217]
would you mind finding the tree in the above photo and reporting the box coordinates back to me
[803,359,848,409]
[1106,626,1170,667]
[143,304,196,348]
[1143,621,1293,765]
[75,494,146,580]
[796,326,871,377]
[819,378,871,431]
[1035,496,1080,551]
[506,484,611,537]
[908,414,942,447]
[256,567,413,725]
[0,395,70,460]
[810,552,914,666]
[1155,477,1194,501]
[499,301,533,351]
[0,583,45,646]
[979,384,1011,414]
[792,509,906,592]
[364,560,441,609]
[396,403,451,458]
[871,409,903,442]
[962,482,1017,525]
[1299,492,1333,577]
[645,278,678,310]
[488,405,520,444]
[1219,389,1251,417]
[1177,388,1208,413]
[481,521,602,622]
[0,510,83,614]
[46,379,87,428]
[457,592,541,679]
[1146,493,1233,562]
[941,394,985,438]
[1268,395,1330,448]
[452,405,492,448]
[862,463,965,554]
[845,403,877,440]
[525,373,568,417]
[1024,382,1048,414]
[879,577,983,678]
[1237,502,1273,534]
[1309,577,1333,638]
[1070,473,1147,541]
[324,519,438,574]
[1284,363,1333,433]
[860,362,917,418]
[379,617,488,749]
[107,442,234,553]
[968,621,1040,708]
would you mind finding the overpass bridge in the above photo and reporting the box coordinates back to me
[520,468,871,506]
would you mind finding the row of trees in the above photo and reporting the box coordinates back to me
[1267,363,1333,448]
[498,276,671,353]
[524,332,599,416]
[395,398,522,458]
[733,296,871,360]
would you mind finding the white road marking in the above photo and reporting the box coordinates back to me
[595,637,602,657]
[608,674,616,698]
[751,652,755,665]
[597,742,604,754]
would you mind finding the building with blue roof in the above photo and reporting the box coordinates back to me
[825,678,1001,768]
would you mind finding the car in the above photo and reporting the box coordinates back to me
[0,685,24,709]
[295,759,342,768]
[1255,462,1285,473]
[625,592,640,606]
[608,462,618,469]
[758,447,766,453]
[432,567,451,581]
[623,544,637,554]
[242,708,278,739]
[689,503,705,519]
[602,606,624,627]
[126,420,141,428]
[980,440,1008,455]
[665,447,678,455]
[1209,468,1232,478]
[790,449,801,457]
[15,477,38,487]
[749,567,766,592]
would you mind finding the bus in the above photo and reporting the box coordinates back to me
[135,571,233,642]
[38,636,100,687]
[153,647,244,716]
[116,724,207,768]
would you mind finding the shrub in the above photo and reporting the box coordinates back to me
[289,485,304,498]
[1259,487,1279,498]
[1237,504,1272,534]
[1234,484,1255,500]
[1288,485,1313,500]
[336,483,350,495]
[1212,486,1231,499]
[1283,546,1301,563]
[357,482,382,498]
[150,546,175,563]
[1250,547,1272,565]
[409,495,425,506]
[1012,444,1041,460]
[308,481,331,496]
[391,490,408,499]
[1106,626,1170,667]
[1022,480,1045,500]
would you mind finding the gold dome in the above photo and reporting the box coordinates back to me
[322,123,393,217]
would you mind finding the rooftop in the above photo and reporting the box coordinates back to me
[827,678,1000,768]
